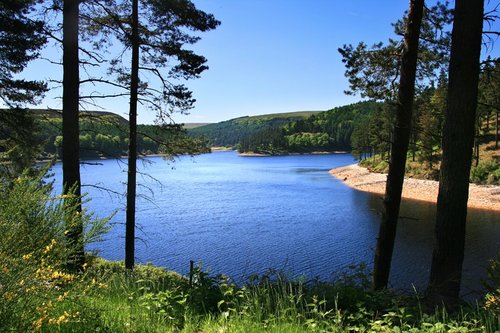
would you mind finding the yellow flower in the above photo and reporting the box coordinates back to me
[22,253,33,261]
[484,293,500,310]
[56,312,68,324]
[34,317,44,331]
[43,239,58,254]
[3,292,15,301]
[25,286,36,293]
[56,291,69,302]
[47,310,79,326]
[50,270,75,283]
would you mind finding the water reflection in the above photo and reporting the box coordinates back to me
[366,193,500,297]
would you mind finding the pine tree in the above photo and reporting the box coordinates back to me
[428,0,484,305]
[0,0,47,107]
[373,0,424,290]
[87,0,219,269]
[0,0,47,176]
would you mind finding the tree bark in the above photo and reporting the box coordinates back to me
[62,0,83,270]
[373,0,424,290]
[125,0,139,270]
[428,0,484,305]
[496,110,498,149]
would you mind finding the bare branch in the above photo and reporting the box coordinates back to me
[80,78,128,90]
[80,93,130,99]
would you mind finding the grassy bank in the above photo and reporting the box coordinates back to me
[3,256,500,332]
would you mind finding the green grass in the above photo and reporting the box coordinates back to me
[4,258,497,332]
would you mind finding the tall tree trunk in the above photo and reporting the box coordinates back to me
[62,0,83,270]
[373,0,424,290]
[428,0,484,305]
[473,122,479,167]
[485,111,490,132]
[125,0,139,270]
[496,110,498,149]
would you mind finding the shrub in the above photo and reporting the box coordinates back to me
[470,160,500,184]
[373,160,389,173]
[359,156,389,173]
[0,170,110,331]
[483,254,500,313]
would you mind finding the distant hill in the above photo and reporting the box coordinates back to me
[236,110,322,121]
[29,109,211,130]
[29,109,129,125]
[182,123,212,129]
[3,108,209,159]
[238,101,383,154]
[188,111,321,147]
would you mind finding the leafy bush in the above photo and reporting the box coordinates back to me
[0,170,109,331]
[372,160,389,173]
[360,157,390,173]
[470,160,500,185]
[483,254,500,313]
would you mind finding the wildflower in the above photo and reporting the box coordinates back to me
[57,291,69,302]
[56,312,68,324]
[34,317,44,331]
[484,293,500,311]
[22,253,33,261]
[47,310,79,326]
[43,239,58,254]
[25,286,36,293]
[49,271,75,282]
[3,292,15,301]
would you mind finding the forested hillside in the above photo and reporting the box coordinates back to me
[237,101,383,154]
[27,109,209,160]
[188,111,320,147]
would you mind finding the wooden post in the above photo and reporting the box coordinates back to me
[189,260,194,287]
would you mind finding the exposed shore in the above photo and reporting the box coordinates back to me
[330,164,500,211]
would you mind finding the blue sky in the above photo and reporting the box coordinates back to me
[20,1,500,124]
[181,1,407,124]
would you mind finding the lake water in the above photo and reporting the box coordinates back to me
[50,151,499,298]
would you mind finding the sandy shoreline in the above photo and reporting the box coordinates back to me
[330,164,500,211]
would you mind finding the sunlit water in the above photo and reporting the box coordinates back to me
[50,151,500,298]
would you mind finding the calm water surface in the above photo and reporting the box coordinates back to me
[50,152,499,297]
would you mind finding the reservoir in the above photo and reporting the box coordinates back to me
[50,151,499,297]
